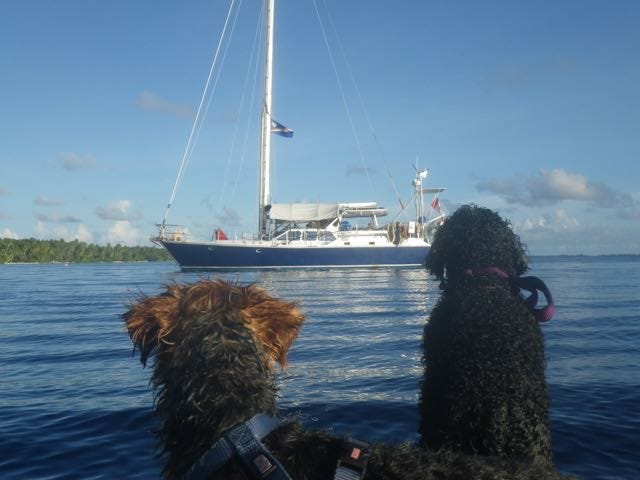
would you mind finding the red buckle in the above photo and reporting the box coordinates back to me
[252,454,276,477]
[336,437,370,478]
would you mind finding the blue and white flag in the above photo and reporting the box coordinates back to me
[270,119,293,138]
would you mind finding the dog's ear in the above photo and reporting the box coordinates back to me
[425,215,451,283]
[240,286,305,370]
[509,229,529,276]
[122,284,185,365]
[123,280,304,369]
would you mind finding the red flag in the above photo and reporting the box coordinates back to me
[431,197,440,211]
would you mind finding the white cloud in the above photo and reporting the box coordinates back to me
[477,169,630,208]
[34,221,47,236]
[74,224,94,243]
[1,228,18,239]
[520,217,547,232]
[96,200,140,221]
[60,153,96,171]
[35,196,64,206]
[33,221,95,243]
[541,169,592,200]
[135,91,192,118]
[553,209,581,230]
[518,209,580,233]
[521,222,639,256]
[619,195,640,220]
[102,221,142,246]
[34,212,82,223]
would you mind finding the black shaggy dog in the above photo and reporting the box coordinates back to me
[124,278,569,479]
[420,204,556,468]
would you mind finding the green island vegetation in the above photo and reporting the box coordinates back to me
[0,238,171,264]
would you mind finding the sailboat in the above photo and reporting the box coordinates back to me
[153,0,446,271]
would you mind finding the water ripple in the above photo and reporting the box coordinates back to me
[1,259,639,479]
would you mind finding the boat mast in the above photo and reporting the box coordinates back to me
[258,0,275,237]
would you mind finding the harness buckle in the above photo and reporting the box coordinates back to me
[252,453,276,477]
[335,437,370,480]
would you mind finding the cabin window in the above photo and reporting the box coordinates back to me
[289,231,302,241]
[320,231,336,242]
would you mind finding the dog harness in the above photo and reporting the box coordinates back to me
[463,267,555,322]
[183,413,372,480]
[183,412,292,480]
[334,437,371,480]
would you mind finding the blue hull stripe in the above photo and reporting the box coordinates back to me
[160,241,429,271]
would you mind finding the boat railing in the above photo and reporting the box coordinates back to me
[423,213,446,243]
[156,224,189,242]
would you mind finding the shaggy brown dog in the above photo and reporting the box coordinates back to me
[124,279,571,479]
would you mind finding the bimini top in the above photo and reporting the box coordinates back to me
[268,202,388,222]
[269,203,339,222]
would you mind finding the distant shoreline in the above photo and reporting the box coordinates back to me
[0,238,171,264]
[2,260,169,265]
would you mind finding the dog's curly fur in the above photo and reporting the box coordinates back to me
[123,280,305,478]
[124,277,570,479]
[419,204,553,466]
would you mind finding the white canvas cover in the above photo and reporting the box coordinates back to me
[269,203,339,221]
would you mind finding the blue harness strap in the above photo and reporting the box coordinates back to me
[227,421,292,479]
[183,413,291,480]
[184,414,373,480]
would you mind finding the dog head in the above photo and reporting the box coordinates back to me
[123,279,305,370]
[123,280,305,478]
[426,204,528,287]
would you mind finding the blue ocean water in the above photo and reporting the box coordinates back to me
[0,257,638,479]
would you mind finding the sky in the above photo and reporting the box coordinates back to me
[1,0,638,255]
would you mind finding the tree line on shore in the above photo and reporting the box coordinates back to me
[0,238,171,264]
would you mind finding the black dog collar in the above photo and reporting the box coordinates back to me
[464,267,555,322]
